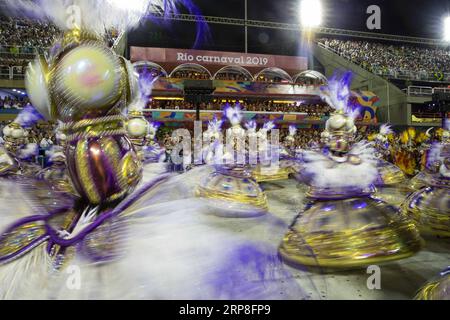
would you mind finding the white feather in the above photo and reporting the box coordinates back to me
[379,124,394,136]
[0,167,307,299]
[263,121,275,131]
[17,143,39,160]
[0,245,52,300]
[288,125,297,137]
[303,142,378,189]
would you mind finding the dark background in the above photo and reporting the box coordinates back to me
[128,0,450,55]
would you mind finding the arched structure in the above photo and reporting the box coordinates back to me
[133,61,169,78]
[293,70,328,85]
[213,65,254,81]
[169,63,212,80]
[254,67,293,83]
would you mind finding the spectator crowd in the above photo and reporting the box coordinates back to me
[0,16,59,52]
[319,38,450,81]
[0,16,119,79]
[145,99,333,117]
[0,96,29,110]
[171,70,210,80]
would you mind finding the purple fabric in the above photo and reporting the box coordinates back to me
[0,174,172,262]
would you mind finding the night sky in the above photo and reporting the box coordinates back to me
[190,0,450,38]
[128,0,450,55]
[4,0,450,55]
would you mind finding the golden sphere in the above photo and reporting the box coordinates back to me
[49,43,125,121]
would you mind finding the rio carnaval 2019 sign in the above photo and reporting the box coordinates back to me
[130,47,308,70]
[176,52,270,66]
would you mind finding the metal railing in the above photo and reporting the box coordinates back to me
[152,13,446,46]
[404,86,434,96]
[0,65,26,80]
[405,86,450,96]
[432,87,450,94]
[0,45,44,56]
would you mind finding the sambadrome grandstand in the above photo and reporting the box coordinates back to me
[0,10,449,131]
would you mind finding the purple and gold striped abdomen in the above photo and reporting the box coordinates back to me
[66,135,141,205]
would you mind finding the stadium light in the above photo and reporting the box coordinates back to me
[107,0,148,12]
[300,0,323,28]
[444,16,450,42]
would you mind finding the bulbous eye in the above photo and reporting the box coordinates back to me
[50,44,125,121]
[3,126,12,137]
[58,46,121,104]
[127,118,149,137]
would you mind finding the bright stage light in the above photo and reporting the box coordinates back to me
[444,16,450,41]
[300,0,323,28]
[107,0,149,13]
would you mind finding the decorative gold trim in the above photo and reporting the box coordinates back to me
[279,222,423,269]
[61,114,127,142]
[75,139,101,204]
[402,188,450,237]
[252,167,290,182]
[197,186,268,210]
[381,170,406,185]
[120,152,141,189]
[0,222,47,260]
[414,275,449,300]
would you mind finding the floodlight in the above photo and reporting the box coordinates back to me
[444,16,450,41]
[300,0,323,28]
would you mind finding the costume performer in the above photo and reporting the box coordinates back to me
[197,104,268,216]
[372,124,409,206]
[279,72,423,269]
[202,117,223,165]
[36,125,74,194]
[409,128,438,191]
[1,118,41,177]
[252,121,290,182]
[402,121,450,237]
[142,122,166,164]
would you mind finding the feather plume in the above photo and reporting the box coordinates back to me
[320,71,353,113]
[288,125,297,137]
[224,103,243,126]
[379,124,394,136]
[303,141,378,189]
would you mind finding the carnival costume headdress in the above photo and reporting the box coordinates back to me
[205,117,223,142]
[284,125,297,146]
[245,120,257,132]
[224,103,243,127]
[196,103,268,215]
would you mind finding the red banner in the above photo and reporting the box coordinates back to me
[130,47,308,71]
